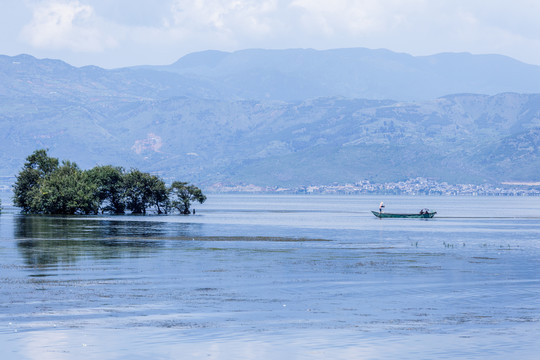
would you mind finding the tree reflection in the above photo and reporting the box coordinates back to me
[15,216,169,267]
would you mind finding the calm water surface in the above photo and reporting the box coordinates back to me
[0,195,539,359]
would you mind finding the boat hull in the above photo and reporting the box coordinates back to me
[371,211,436,218]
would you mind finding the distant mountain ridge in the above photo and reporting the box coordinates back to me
[144,48,540,101]
[0,53,222,101]
[6,48,540,102]
[2,48,540,187]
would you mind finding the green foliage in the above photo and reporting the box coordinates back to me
[149,176,169,215]
[169,181,207,214]
[124,169,168,215]
[13,149,59,212]
[87,165,126,214]
[13,150,206,215]
[31,161,98,215]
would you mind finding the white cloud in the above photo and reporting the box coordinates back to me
[21,0,117,52]
[166,0,278,41]
[289,0,418,35]
[11,0,540,67]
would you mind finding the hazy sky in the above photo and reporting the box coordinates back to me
[1,0,539,68]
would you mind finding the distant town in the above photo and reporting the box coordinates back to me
[208,178,540,196]
[2,176,540,198]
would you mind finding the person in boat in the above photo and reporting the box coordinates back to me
[420,209,424,215]
[379,201,385,213]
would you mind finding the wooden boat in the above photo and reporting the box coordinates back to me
[371,210,437,219]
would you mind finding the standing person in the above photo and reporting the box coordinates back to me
[379,201,385,213]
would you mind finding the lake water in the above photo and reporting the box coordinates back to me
[1,194,539,359]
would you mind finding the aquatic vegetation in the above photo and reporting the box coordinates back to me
[13,149,205,215]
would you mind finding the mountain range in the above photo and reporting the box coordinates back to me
[2,48,540,188]
[144,48,540,101]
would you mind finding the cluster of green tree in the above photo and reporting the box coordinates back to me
[13,149,206,215]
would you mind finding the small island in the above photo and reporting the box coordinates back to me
[12,149,206,215]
